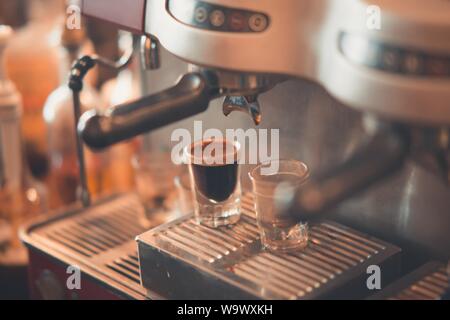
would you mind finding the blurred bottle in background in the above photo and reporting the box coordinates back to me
[86,20,121,89]
[100,33,141,194]
[0,25,47,266]
[0,0,28,28]
[44,23,141,209]
[4,0,66,180]
[4,0,138,210]
[42,19,119,208]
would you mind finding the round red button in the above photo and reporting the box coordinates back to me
[229,12,246,31]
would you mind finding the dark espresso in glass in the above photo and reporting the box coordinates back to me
[190,140,239,202]
[186,139,241,227]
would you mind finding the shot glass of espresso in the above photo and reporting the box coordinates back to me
[184,139,241,228]
[249,159,310,252]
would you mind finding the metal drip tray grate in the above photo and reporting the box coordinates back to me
[138,195,402,300]
[105,250,141,286]
[371,262,449,300]
[31,195,146,257]
[22,194,165,299]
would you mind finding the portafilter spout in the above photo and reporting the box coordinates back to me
[190,66,287,126]
[223,95,262,126]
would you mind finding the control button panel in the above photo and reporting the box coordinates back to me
[339,32,450,78]
[168,0,270,33]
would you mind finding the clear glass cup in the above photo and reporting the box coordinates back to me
[184,139,241,228]
[174,171,194,216]
[132,151,181,227]
[249,159,310,252]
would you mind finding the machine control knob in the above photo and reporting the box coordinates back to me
[210,10,226,28]
[249,14,268,32]
[194,6,208,24]
[223,95,262,125]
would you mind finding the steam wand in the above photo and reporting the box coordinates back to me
[68,51,133,208]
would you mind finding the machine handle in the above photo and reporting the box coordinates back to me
[81,0,147,34]
[78,73,217,149]
[284,126,409,222]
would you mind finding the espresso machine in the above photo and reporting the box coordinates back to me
[21,0,449,299]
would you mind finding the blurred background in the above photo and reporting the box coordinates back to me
[2,0,448,300]
[0,0,256,299]
[0,0,140,298]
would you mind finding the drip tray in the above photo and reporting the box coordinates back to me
[137,195,402,300]
[370,262,449,300]
[21,194,170,300]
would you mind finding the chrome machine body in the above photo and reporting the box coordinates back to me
[81,0,450,258]
[143,0,450,124]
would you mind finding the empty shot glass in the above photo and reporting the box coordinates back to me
[174,171,194,216]
[249,159,310,252]
[132,151,181,227]
[184,139,241,228]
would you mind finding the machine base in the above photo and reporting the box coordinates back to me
[138,194,402,300]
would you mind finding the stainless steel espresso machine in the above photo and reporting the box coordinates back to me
[21,0,450,300]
